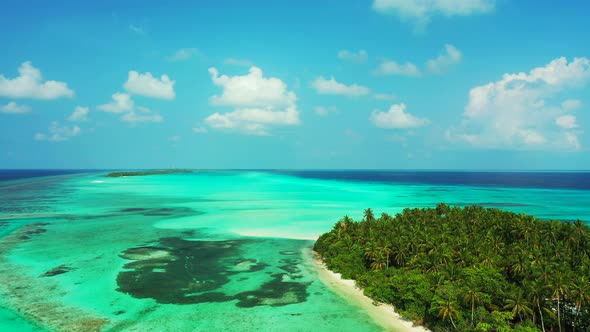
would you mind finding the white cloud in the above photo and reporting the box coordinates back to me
[68,106,89,122]
[192,126,208,134]
[374,60,421,76]
[375,44,462,76]
[124,71,175,100]
[205,107,299,136]
[314,106,337,116]
[97,93,134,113]
[426,44,462,73]
[562,99,582,110]
[205,66,300,135]
[209,67,296,107]
[224,58,254,67]
[555,115,578,129]
[372,0,495,28]
[98,93,163,125]
[311,76,370,96]
[565,132,582,150]
[370,103,430,128]
[519,129,547,145]
[35,121,81,142]
[373,93,397,101]
[121,106,162,124]
[167,48,199,61]
[448,57,590,150]
[1,101,31,114]
[338,50,368,63]
[0,62,74,99]
[169,135,182,142]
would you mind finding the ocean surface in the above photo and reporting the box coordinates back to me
[0,170,588,331]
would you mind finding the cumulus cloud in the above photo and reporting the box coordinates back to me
[426,44,462,73]
[372,0,495,28]
[447,57,590,150]
[375,44,462,76]
[311,76,370,96]
[121,106,163,124]
[97,93,134,113]
[374,60,421,76]
[166,48,199,61]
[562,99,583,110]
[338,50,368,63]
[314,106,337,116]
[1,101,31,114]
[67,106,89,122]
[209,67,296,107]
[124,71,175,100]
[35,121,81,142]
[224,58,254,67]
[370,103,430,128]
[205,66,300,135]
[0,62,74,99]
[555,115,578,129]
[97,93,162,124]
[205,107,299,136]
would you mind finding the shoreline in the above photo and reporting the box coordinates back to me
[304,248,431,332]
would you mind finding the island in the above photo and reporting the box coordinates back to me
[313,204,590,331]
[105,169,193,177]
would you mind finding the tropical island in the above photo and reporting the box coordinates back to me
[313,204,590,331]
[105,169,193,177]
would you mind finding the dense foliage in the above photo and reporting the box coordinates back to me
[314,204,590,331]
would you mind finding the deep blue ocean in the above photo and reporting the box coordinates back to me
[0,169,97,182]
[273,170,590,190]
[2,169,589,190]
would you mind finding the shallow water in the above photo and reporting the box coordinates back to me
[0,171,588,331]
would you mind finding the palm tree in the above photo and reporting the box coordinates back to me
[435,299,460,329]
[510,254,528,278]
[392,241,408,267]
[364,208,375,223]
[570,275,590,327]
[342,234,355,250]
[364,241,378,263]
[441,263,462,283]
[525,280,547,332]
[463,287,481,327]
[377,240,393,269]
[550,273,570,332]
[370,252,387,271]
[504,288,533,322]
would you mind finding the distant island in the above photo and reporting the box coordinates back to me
[105,170,193,177]
[314,204,590,331]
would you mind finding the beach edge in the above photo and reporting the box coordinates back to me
[304,247,431,332]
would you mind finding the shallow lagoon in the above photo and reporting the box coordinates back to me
[0,171,588,331]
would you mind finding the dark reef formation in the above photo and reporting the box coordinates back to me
[117,237,310,308]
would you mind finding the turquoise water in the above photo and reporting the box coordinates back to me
[0,171,588,331]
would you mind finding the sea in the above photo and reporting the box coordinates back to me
[0,170,588,331]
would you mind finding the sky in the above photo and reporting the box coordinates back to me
[1,0,589,170]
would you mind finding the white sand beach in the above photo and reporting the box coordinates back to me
[306,249,431,332]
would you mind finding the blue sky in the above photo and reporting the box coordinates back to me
[1,0,589,169]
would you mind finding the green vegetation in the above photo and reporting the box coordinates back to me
[105,169,193,177]
[314,204,590,331]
